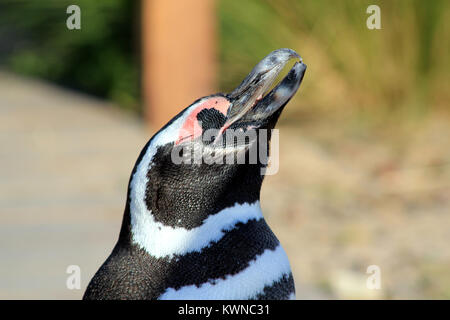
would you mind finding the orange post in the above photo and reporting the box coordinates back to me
[142,0,217,130]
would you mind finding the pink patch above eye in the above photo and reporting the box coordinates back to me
[176,96,230,145]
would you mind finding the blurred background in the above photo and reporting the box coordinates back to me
[0,0,449,299]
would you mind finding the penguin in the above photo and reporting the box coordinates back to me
[83,48,307,300]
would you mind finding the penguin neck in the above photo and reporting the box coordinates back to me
[115,139,267,258]
[144,162,264,228]
[118,194,264,259]
[117,162,265,258]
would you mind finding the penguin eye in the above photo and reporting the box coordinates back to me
[176,96,230,145]
[196,108,227,131]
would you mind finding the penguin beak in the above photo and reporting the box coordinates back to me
[223,48,306,130]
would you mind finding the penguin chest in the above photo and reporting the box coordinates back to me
[85,216,295,300]
[155,218,296,300]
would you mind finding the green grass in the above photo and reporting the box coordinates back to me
[218,0,450,123]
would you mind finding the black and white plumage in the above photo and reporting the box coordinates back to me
[83,48,307,300]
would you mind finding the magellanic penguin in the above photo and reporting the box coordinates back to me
[83,48,307,300]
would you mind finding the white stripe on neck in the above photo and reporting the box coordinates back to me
[158,244,294,300]
[130,200,263,259]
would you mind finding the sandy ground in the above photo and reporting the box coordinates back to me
[0,72,449,299]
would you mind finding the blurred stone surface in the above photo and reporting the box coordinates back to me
[0,72,148,299]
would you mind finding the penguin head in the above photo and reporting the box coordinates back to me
[127,49,306,233]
